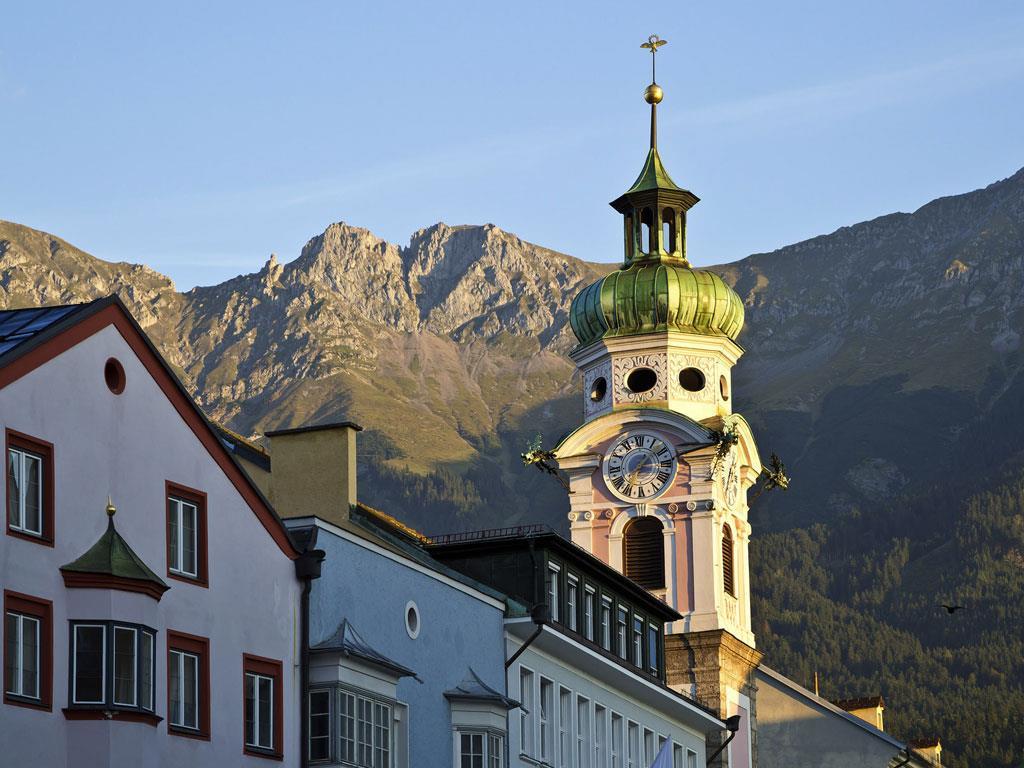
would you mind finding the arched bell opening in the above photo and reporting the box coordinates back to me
[661,207,677,256]
[640,207,655,256]
[623,516,665,590]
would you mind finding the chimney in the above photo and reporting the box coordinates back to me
[908,739,942,766]
[831,696,885,732]
[264,422,362,527]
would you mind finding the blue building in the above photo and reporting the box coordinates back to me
[226,423,514,767]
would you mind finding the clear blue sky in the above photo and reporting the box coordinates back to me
[2,1,1022,289]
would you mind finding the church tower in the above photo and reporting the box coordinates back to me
[554,37,762,767]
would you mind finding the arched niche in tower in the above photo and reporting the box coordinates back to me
[623,516,665,589]
[661,207,677,256]
[640,207,655,256]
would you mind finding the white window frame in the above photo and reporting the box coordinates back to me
[4,611,40,699]
[324,685,393,767]
[168,495,199,578]
[632,617,644,668]
[548,563,561,623]
[539,677,554,762]
[308,688,333,763]
[7,447,43,536]
[647,623,660,675]
[245,671,275,751]
[72,623,107,705]
[595,704,607,768]
[455,729,505,768]
[583,586,596,641]
[643,728,655,765]
[112,626,138,707]
[558,686,572,768]
[616,607,629,660]
[576,695,591,768]
[610,711,624,768]
[600,597,613,650]
[626,721,640,768]
[519,667,535,757]
[169,648,200,730]
[567,574,579,632]
[686,748,698,768]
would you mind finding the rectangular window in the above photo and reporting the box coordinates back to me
[5,612,39,699]
[595,705,607,768]
[576,695,591,768]
[627,721,639,768]
[611,712,623,768]
[687,749,698,768]
[167,630,209,738]
[243,654,283,758]
[112,626,137,706]
[643,729,655,765]
[72,624,106,704]
[673,744,683,768]
[600,597,613,651]
[309,689,332,762]
[336,688,391,767]
[166,482,208,585]
[5,430,54,545]
[459,731,504,768]
[616,607,628,660]
[648,624,659,675]
[584,587,595,641]
[3,591,51,711]
[567,574,579,632]
[519,667,534,755]
[632,617,644,668]
[547,564,561,623]
[539,677,554,762]
[558,686,572,768]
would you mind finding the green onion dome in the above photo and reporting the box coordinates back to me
[570,262,744,348]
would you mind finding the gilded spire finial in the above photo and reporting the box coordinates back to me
[106,496,117,518]
[640,35,667,148]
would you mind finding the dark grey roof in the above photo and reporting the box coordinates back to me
[444,668,518,709]
[0,303,90,358]
[312,618,417,679]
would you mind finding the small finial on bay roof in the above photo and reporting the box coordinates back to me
[106,496,117,518]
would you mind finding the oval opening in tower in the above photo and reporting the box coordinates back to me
[720,375,730,401]
[104,358,126,395]
[626,367,657,394]
[590,377,608,402]
[678,367,705,393]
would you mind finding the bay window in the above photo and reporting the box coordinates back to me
[308,684,395,766]
[69,621,155,717]
[458,731,503,768]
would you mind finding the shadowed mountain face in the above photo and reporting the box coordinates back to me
[3,166,1023,765]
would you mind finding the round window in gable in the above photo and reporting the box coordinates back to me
[405,600,421,639]
[720,375,730,401]
[104,358,126,395]
[678,367,706,393]
[590,377,608,402]
[625,367,657,394]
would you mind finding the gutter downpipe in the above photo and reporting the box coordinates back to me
[296,547,326,768]
[705,715,742,766]
[505,603,550,669]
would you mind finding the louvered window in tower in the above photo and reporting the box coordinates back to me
[623,517,665,590]
[722,524,735,597]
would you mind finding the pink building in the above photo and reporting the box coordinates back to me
[1,297,305,766]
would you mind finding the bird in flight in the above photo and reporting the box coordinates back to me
[938,604,966,614]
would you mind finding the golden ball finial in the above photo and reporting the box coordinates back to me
[644,83,664,104]
[106,496,117,517]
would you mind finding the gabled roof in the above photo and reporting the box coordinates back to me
[444,667,518,709]
[0,296,299,559]
[312,618,417,679]
[0,304,89,357]
[60,503,169,600]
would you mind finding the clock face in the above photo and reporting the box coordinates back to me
[603,432,676,501]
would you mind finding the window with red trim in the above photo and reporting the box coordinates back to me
[166,481,208,587]
[167,630,210,739]
[243,654,283,760]
[5,430,55,546]
[3,590,52,711]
